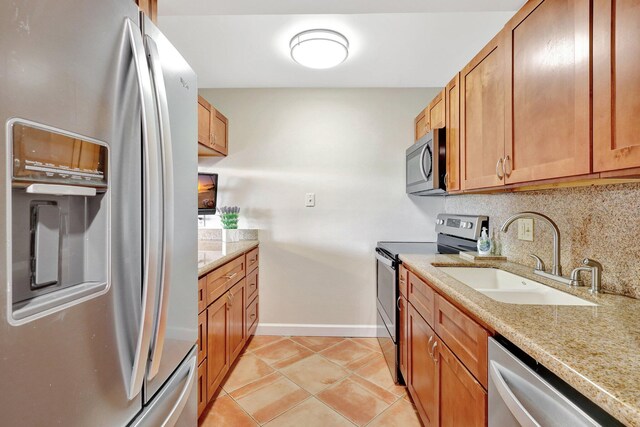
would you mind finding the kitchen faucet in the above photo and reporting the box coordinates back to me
[500,212,572,285]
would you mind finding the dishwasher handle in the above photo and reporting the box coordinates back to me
[489,361,541,427]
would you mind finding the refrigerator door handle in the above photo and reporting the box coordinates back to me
[125,17,163,401]
[162,353,197,427]
[144,34,174,380]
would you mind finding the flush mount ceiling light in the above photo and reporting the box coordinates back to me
[289,29,349,69]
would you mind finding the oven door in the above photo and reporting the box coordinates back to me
[406,135,433,195]
[375,249,397,342]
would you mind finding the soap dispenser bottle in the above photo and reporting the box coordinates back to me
[477,227,492,256]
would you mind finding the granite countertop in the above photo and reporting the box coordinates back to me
[400,253,640,427]
[198,240,259,277]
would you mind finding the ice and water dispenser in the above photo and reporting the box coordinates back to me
[9,119,109,323]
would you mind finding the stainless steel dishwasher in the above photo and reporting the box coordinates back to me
[488,338,623,427]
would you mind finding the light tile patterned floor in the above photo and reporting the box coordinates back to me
[199,336,423,427]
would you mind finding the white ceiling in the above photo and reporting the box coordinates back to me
[158,1,524,88]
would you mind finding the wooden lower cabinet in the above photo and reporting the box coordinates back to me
[228,280,247,363]
[437,341,487,427]
[207,295,230,396]
[408,305,438,426]
[198,246,259,419]
[399,295,408,381]
[403,270,489,427]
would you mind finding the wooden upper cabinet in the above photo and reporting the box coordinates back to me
[428,89,446,131]
[460,31,507,190]
[504,0,591,184]
[593,0,640,174]
[198,95,229,157]
[436,338,487,427]
[415,109,428,142]
[445,74,461,192]
[135,0,157,22]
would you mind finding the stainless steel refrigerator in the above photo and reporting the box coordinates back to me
[0,1,198,425]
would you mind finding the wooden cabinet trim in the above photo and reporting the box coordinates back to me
[197,311,207,365]
[197,360,207,418]
[399,295,408,381]
[246,296,259,337]
[399,264,408,298]
[445,74,461,192]
[245,267,259,306]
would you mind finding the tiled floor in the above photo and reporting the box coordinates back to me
[200,336,423,427]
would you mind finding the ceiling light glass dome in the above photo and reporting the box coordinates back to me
[290,29,349,69]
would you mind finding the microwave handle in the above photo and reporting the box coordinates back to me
[419,144,430,182]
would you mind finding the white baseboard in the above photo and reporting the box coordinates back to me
[255,323,377,338]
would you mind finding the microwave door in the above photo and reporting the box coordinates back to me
[406,141,433,194]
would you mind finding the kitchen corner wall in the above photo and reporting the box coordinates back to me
[198,88,444,335]
[445,183,640,299]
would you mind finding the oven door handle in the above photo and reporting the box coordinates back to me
[375,251,395,268]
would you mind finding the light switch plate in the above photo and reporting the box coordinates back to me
[518,218,534,241]
[305,193,315,207]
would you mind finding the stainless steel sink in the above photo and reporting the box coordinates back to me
[437,267,597,306]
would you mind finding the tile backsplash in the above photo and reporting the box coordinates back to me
[445,183,640,299]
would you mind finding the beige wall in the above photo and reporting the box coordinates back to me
[198,88,443,335]
[446,183,640,299]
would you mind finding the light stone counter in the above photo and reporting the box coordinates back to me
[400,253,640,427]
[198,240,259,277]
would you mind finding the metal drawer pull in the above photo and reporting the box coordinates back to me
[427,335,434,358]
[250,313,256,319]
[225,272,238,280]
[397,297,402,311]
[431,341,438,363]
[496,158,505,179]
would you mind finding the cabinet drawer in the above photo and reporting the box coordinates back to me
[246,247,259,273]
[246,296,259,337]
[246,268,259,305]
[197,311,207,365]
[198,277,206,314]
[408,271,436,328]
[206,255,246,305]
[399,264,408,298]
[434,295,489,388]
[197,360,207,418]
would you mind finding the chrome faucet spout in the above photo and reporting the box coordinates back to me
[500,212,562,276]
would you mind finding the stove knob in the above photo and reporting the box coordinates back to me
[436,219,444,225]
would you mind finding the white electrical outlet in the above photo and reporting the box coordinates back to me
[305,193,315,207]
[518,218,534,241]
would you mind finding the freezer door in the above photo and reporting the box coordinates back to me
[0,0,145,426]
[132,347,198,427]
[142,15,199,402]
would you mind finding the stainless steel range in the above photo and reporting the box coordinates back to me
[375,214,488,383]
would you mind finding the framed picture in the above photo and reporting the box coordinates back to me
[197,173,218,214]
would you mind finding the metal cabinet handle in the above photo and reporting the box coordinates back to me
[250,313,256,319]
[125,17,162,401]
[504,155,512,177]
[427,335,434,359]
[431,341,438,363]
[444,172,449,188]
[225,272,238,280]
[496,158,505,179]
[397,297,402,311]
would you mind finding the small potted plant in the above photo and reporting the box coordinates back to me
[218,206,240,242]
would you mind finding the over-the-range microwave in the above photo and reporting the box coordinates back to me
[406,128,447,196]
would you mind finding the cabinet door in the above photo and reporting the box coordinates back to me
[460,32,506,190]
[211,109,229,156]
[445,74,461,192]
[408,305,438,426]
[428,89,446,130]
[207,296,229,399]
[399,296,408,382]
[228,279,246,362]
[436,339,487,427]
[504,0,591,184]
[198,96,212,148]
[593,0,640,173]
[415,109,427,142]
